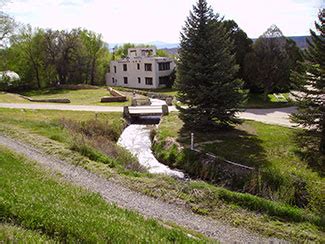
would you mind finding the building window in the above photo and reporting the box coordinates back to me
[114,66,116,73]
[159,76,169,85]
[123,64,127,71]
[144,63,152,71]
[138,77,141,83]
[137,63,140,70]
[145,77,153,85]
[124,77,128,84]
[112,78,114,83]
[158,62,170,71]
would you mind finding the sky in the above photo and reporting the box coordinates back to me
[3,0,324,44]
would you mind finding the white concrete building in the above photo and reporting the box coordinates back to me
[106,47,175,89]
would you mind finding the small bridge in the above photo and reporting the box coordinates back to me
[123,105,169,119]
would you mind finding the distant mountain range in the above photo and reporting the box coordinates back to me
[286,36,311,49]
[107,41,179,50]
[107,36,310,54]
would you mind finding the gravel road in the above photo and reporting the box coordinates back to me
[0,135,285,243]
[0,102,296,127]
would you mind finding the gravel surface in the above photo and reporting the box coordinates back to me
[0,103,295,127]
[0,135,285,243]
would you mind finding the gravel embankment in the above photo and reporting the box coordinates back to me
[0,135,285,243]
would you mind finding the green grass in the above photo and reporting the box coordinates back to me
[0,108,143,176]
[0,108,323,241]
[0,146,208,243]
[1,88,131,106]
[116,86,178,97]
[0,108,125,141]
[0,224,54,242]
[0,92,28,103]
[244,92,292,108]
[153,113,324,215]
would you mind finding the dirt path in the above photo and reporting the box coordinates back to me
[0,135,284,243]
[0,102,296,127]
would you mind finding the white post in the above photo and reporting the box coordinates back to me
[191,133,194,150]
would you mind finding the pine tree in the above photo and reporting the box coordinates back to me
[177,0,244,130]
[291,9,325,154]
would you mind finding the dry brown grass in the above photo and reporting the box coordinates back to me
[59,118,145,172]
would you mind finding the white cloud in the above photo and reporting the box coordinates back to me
[4,0,322,43]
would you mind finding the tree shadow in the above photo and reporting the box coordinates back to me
[293,130,324,176]
[177,124,268,169]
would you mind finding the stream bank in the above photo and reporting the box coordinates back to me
[117,98,184,178]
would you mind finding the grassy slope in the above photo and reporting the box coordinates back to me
[0,108,141,175]
[0,108,124,141]
[0,92,28,103]
[153,113,324,237]
[0,108,323,241]
[0,88,130,106]
[0,224,54,243]
[155,113,323,205]
[0,146,207,243]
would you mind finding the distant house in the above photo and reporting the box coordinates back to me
[0,70,20,82]
[106,47,175,89]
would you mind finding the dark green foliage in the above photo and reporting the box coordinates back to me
[177,0,245,129]
[1,27,110,90]
[244,25,302,97]
[291,9,325,155]
[222,20,253,80]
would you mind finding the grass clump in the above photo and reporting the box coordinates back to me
[0,146,207,243]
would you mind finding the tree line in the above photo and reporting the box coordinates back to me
[0,25,110,90]
[223,21,302,101]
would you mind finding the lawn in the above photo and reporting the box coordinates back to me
[115,86,178,97]
[0,146,205,243]
[244,92,292,108]
[0,88,131,106]
[0,224,53,243]
[0,108,323,241]
[0,92,28,103]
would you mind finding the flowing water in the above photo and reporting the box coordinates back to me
[117,99,184,178]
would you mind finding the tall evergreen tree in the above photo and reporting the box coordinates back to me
[177,0,244,129]
[291,9,325,154]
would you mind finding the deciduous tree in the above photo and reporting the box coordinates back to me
[222,20,252,80]
[244,25,301,99]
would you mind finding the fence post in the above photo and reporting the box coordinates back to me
[191,132,194,150]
